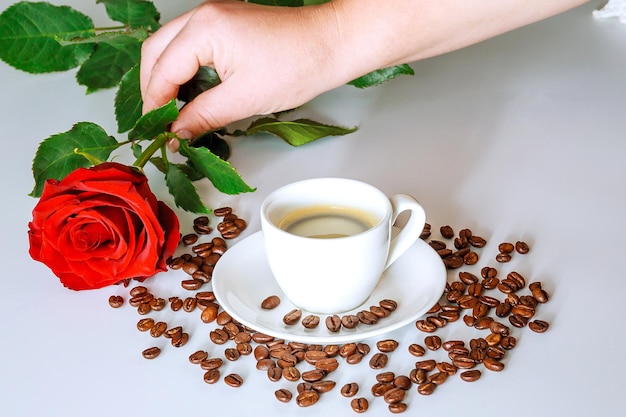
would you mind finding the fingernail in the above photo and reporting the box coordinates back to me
[175,130,192,140]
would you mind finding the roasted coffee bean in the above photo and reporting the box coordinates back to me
[169,297,183,311]
[408,343,426,357]
[428,371,448,386]
[529,319,550,333]
[391,376,411,392]
[482,276,500,290]
[346,352,364,365]
[202,369,220,384]
[254,345,270,360]
[261,295,280,310]
[500,336,517,350]
[487,346,506,360]
[189,350,209,364]
[415,359,437,371]
[211,206,231,217]
[389,402,408,414]
[181,278,203,291]
[341,314,360,329]
[281,366,300,382]
[315,358,339,373]
[136,302,151,315]
[379,299,398,311]
[301,369,326,382]
[357,342,370,355]
[511,304,535,319]
[199,302,218,324]
[529,282,550,303]
[454,237,469,249]
[200,357,224,370]
[371,382,394,397]
[440,225,455,239]
[357,310,378,325]
[459,271,479,284]
[351,398,369,413]
[498,242,515,253]
[283,309,302,325]
[369,353,389,369]
[150,321,167,338]
[507,271,526,289]
[181,233,199,245]
[452,356,476,369]
[255,358,275,371]
[410,368,429,384]
[415,319,437,333]
[137,318,155,332]
[438,309,461,322]
[426,315,448,328]
[420,223,432,239]
[129,292,153,307]
[142,347,161,359]
[384,387,406,404]
[209,328,229,344]
[464,251,479,265]
[479,295,500,309]
[129,286,148,297]
[108,295,124,308]
[224,373,243,387]
[267,366,282,382]
[224,347,240,361]
[370,305,390,318]
[168,257,184,270]
[483,358,505,372]
[424,335,442,351]
[458,294,479,309]
[296,382,313,393]
[376,372,395,383]
[460,369,482,382]
[468,235,487,248]
[277,353,297,368]
[301,314,320,329]
[171,331,189,347]
[444,255,464,269]
[312,380,336,393]
[437,361,458,376]
[325,314,341,332]
[450,281,466,292]
[417,382,437,395]
[496,252,512,263]
[446,289,464,303]
[149,297,166,311]
[443,340,465,351]
[481,266,498,278]
[341,382,359,397]
[275,388,293,403]
[429,240,447,251]
[304,350,328,364]
[473,303,490,319]
[495,300,512,317]
[515,241,530,254]
[377,339,399,353]
[339,343,357,358]
[182,297,197,312]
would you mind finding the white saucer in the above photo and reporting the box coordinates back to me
[212,230,447,344]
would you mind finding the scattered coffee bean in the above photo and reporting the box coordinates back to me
[460,370,482,382]
[440,225,454,239]
[108,295,124,308]
[515,240,530,254]
[203,369,220,384]
[376,339,399,353]
[424,335,442,351]
[296,390,320,407]
[529,319,550,333]
[341,382,359,397]
[142,346,161,359]
[301,314,320,329]
[275,388,293,403]
[325,315,341,332]
[351,398,369,413]
[224,373,244,387]
[283,309,302,325]
[261,295,281,310]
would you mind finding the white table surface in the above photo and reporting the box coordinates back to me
[1,1,625,416]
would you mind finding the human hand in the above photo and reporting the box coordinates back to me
[140,0,347,145]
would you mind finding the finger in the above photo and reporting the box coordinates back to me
[140,12,205,113]
[170,82,256,139]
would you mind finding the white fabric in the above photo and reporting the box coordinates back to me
[593,0,626,23]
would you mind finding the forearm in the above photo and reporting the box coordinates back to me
[325,0,591,80]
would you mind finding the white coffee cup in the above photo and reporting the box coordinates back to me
[260,178,426,314]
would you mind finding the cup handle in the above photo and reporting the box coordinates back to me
[384,194,426,270]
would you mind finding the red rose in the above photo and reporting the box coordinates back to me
[28,162,180,290]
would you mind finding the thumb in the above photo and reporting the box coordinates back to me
[170,82,254,140]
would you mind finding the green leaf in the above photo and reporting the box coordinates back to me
[30,122,118,197]
[76,34,142,93]
[115,64,142,133]
[128,99,178,140]
[248,0,304,6]
[57,28,149,46]
[348,64,414,89]
[190,131,231,161]
[178,141,255,195]
[150,158,204,182]
[177,66,221,104]
[97,0,161,31]
[0,2,94,73]
[244,117,357,146]
[165,163,211,214]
